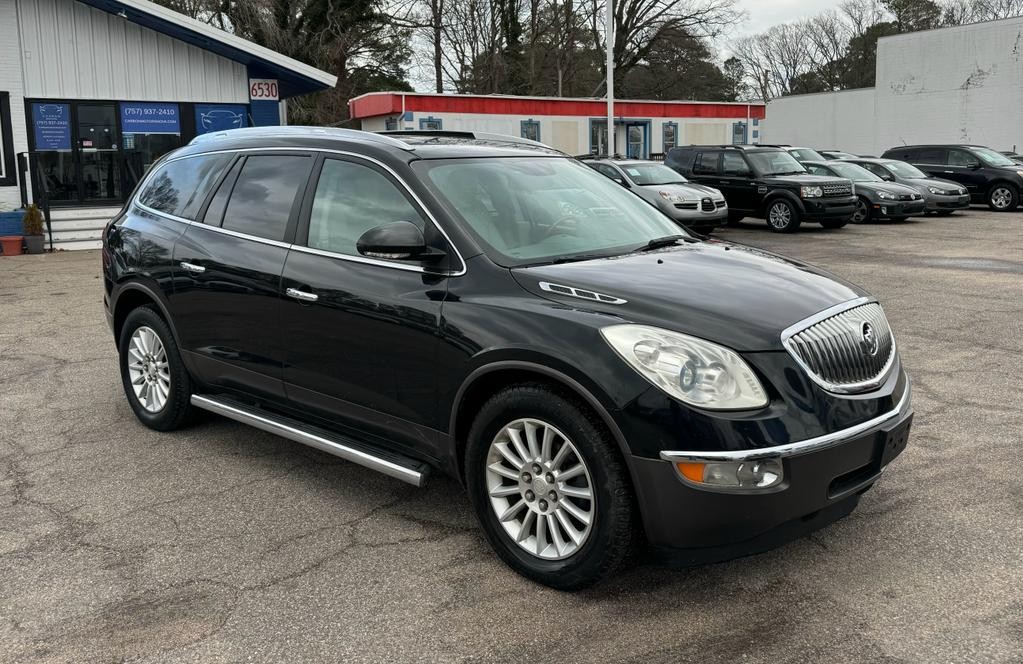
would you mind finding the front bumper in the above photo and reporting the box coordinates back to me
[665,202,728,228]
[631,379,913,555]
[875,200,926,217]
[925,193,971,211]
[801,195,856,220]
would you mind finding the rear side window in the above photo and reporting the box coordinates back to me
[306,159,426,256]
[221,155,313,242]
[138,153,231,219]
[693,151,720,175]
[916,148,945,163]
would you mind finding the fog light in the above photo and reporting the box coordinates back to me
[675,459,784,491]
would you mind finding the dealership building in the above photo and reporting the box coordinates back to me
[0,0,335,249]
[764,16,1023,156]
[349,92,766,159]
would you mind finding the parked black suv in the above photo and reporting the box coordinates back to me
[103,127,912,589]
[881,144,1023,211]
[665,145,856,232]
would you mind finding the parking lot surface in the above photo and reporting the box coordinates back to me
[1,211,1021,663]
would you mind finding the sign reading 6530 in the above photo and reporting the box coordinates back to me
[249,79,279,101]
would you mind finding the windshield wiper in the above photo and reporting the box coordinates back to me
[636,235,685,252]
[550,253,616,264]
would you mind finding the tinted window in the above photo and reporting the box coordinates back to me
[307,159,426,256]
[693,152,719,175]
[916,148,945,163]
[859,162,890,178]
[221,155,312,241]
[947,149,979,167]
[138,154,231,219]
[721,152,751,176]
[202,158,243,226]
[592,164,621,180]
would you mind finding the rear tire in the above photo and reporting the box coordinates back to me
[765,199,801,233]
[465,384,637,590]
[818,217,848,229]
[986,184,1018,211]
[118,306,193,431]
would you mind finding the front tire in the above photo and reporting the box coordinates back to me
[465,384,636,590]
[987,184,1019,211]
[765,199,801,233]
[118,306,193,431]
[851,197,872,224]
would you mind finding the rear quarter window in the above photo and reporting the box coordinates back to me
[137,153,232,219]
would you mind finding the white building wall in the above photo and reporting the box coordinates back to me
[361,112,745,155]
[16,0,249,103]
[875,17,1023,152]
[765,88,877,155]
[1,0,29,209]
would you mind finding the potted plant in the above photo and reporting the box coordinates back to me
[22,205,45,254]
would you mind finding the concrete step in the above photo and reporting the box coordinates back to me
[48,206,121,222]
[49,217,110,232]
[52,238,103,251]
[50,227,105,243]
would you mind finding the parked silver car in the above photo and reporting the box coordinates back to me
[841,157,971,215]
[585,159,727,231]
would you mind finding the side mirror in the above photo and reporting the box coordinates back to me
[969,161,982,170]
[611,176,627,186]
[356,221,441,262]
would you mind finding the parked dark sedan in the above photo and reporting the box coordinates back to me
[841,157,970,215]
[803,160,925,223]
[103,127,912,590]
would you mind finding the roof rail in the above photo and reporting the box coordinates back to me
[377,129,558,151]
[188,126,414,149]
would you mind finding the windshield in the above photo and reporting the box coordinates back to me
[885,161,927,178]
[825,162,882,182]
[746,151,806,176]
[416,157,686,266]
[973,147,1017,167]
[826,151,857,159]
[788,148,826,162]
[620,163,687,185]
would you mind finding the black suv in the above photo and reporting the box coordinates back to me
[103,127,912,589]
[665,145,856,232]
[881,144,1023,211]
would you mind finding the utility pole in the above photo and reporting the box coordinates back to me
[605,0,614,156]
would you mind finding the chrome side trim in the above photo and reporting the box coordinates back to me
[190,395,426,486]
[133,147,467,276]
[538,281,627,305]
[659,378,911,463]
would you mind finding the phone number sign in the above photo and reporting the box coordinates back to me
[249,79,279,101]
[119,102,181,134]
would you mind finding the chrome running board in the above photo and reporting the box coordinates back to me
[191,394,430,486]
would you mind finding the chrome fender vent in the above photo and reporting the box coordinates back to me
[538,281,627,305]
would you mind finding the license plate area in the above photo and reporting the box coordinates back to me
[827,414,913,499]
[879,414,913,468]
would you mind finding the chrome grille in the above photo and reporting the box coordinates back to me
[701,198,715,211]
[823,182,853,197]
[782,300,896,393]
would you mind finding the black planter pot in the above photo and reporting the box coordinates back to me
[24,234,45,254]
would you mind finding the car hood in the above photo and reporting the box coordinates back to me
[511,240,865,351]
[640,182,723,199]
[905,177,966,192]
[857,181,920,196]
[760,174,849,187]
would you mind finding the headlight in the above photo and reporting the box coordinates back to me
[928,186,942,194]
[877,190,896,200]
[1016,171,1023,178]
[658,191,688,204]
[800,185,823,198]
[600,324,769,410]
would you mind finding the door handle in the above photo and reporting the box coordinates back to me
[179,261,205,274]
[943,170,954,174]
[286,287,318,303]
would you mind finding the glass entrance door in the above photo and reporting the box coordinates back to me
[627,124,647,159]
[77,104,121,203]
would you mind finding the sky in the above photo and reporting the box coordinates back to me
[736,0,840,33]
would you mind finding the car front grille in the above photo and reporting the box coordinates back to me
[715,200,726,208]
[823,182,853,197]
[898,193,922,201]
[701,198,715,211]
[675,202,698,210]
[782,301,895,393]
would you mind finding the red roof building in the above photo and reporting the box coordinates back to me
[349,92,766,157]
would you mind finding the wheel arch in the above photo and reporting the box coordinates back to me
[448,360,636,486]
[112,281,180,348]
[760,189,804,215]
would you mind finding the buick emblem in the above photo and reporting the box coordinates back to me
[860,321,879,356]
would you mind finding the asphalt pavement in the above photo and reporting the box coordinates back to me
[1,209,1020,663]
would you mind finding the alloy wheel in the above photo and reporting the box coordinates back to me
[127,326,171,412]
[990,187,1013,209]
[484,418,595,560]
[852,200,868,222]
[768,202,791,229]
